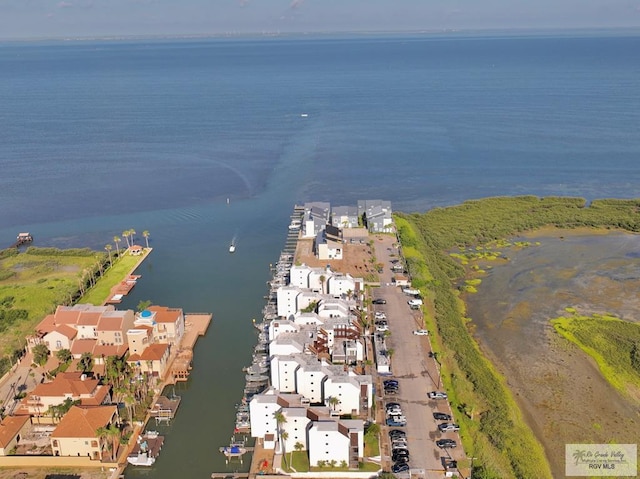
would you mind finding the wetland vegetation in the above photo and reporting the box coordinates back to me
[395,196,640,479]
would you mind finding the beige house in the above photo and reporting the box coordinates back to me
[41,325,77,352]
[0,415,30,455]
[96,310,135,347]
[135,306,185,346]
[16,372,111,421]
[51,405,118,460]
[127,343,171,378]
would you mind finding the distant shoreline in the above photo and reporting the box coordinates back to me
[2,26,640,44]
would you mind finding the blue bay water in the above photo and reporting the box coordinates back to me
[0,32,639,477]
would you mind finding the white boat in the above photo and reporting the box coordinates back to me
[300,113,308,118]
[229,241,236,253]
[288,220,301,230]
[127,451,156,466]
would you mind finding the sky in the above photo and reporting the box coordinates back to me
[1,0,639,40]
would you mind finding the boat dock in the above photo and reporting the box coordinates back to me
[149,394,182,425]
[127,431,164,466]
[105,274,141,304]
[8,232,33,249]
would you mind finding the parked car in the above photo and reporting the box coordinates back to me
[392,451,410,462]
[385,388,399,396]
[386,417,407,427]
[408,298,423,306]
[436,439,457,449]
[392,439,408,448]
[375,311,387,319]
[444,459,458,470]
[388,429,406,439]
[428,391,448,399]
[383,379,398,387]
[376,324,389,332]
[392,462,410,473]
[387,408,402,416]
[385,402,401,409]
[372,298,387,304]
[402,288,420,295]
[433,412,452,421]
[438,423,460,432]
[413,329,429,336]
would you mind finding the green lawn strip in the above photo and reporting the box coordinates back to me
[551,313,640,398]
[79,253,146,306]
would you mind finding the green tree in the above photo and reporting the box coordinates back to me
[293,441,304,467]
[105,244,113,266]
[327,396,340,412]
[77,352,93,373]
[32,343,49,366]
[137,300,152,312]
[113,236,121,256]
[142,230,150,248]
[55,348,72,364]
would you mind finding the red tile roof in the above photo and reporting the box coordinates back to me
[147,305,183,324]
[51,405,117,438]
[0,415,30,447]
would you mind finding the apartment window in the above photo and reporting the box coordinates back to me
[55,340,62,349]
[91,441,98,448]
[53,440,58,447]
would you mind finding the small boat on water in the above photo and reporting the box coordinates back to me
[229,241,236,253]
[127,431,163,466]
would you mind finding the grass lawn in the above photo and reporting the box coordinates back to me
[364,431,379,457]
[79,252,148,306]
[0,248,101,354]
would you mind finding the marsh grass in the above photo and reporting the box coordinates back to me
[552,313,640,399]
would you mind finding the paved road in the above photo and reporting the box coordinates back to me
[370,234,467,479]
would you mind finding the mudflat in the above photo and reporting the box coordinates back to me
[465,229,640,477]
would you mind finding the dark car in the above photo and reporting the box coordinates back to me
[392,450,410,462]
[383,379,398,386]
[433,412,452,421]
[389,429,406,439]
[392,462,410,473]
[436,439,457,449]
[372,298,387,304]
[444,459,458,470]
[384,388,399,396]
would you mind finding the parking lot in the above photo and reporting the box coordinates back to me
[370,235,467,478]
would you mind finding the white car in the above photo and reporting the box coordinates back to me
[413,329,429,336]
[376,324,389,332]
[375,312,387,319]
[402,288,420,295]
[428,391,448,400]
[408,299,423,306]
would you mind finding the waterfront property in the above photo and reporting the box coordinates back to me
[50,405,118,460]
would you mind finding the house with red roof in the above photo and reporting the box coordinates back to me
[0,415,30,456]
[16,372,111,422]
[51,405,118,460]
[127,343,171,378]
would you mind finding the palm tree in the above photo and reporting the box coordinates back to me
[129,229,136,246]
[280,431,289,468]
[122,230,131,248]
[55,348,72,364]
[32,343,49,366]
[142,230,150,248]
[327,396,340,413]
[77,352,93,373]
[273,410,287,456]
[96,426,110,461]
[105,423,120,461]
[113,236,121,256]
[293,441,304,468]
[105,244,113,266]
[319,275,326,294]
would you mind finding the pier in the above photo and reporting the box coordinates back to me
[9,232,33,248]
